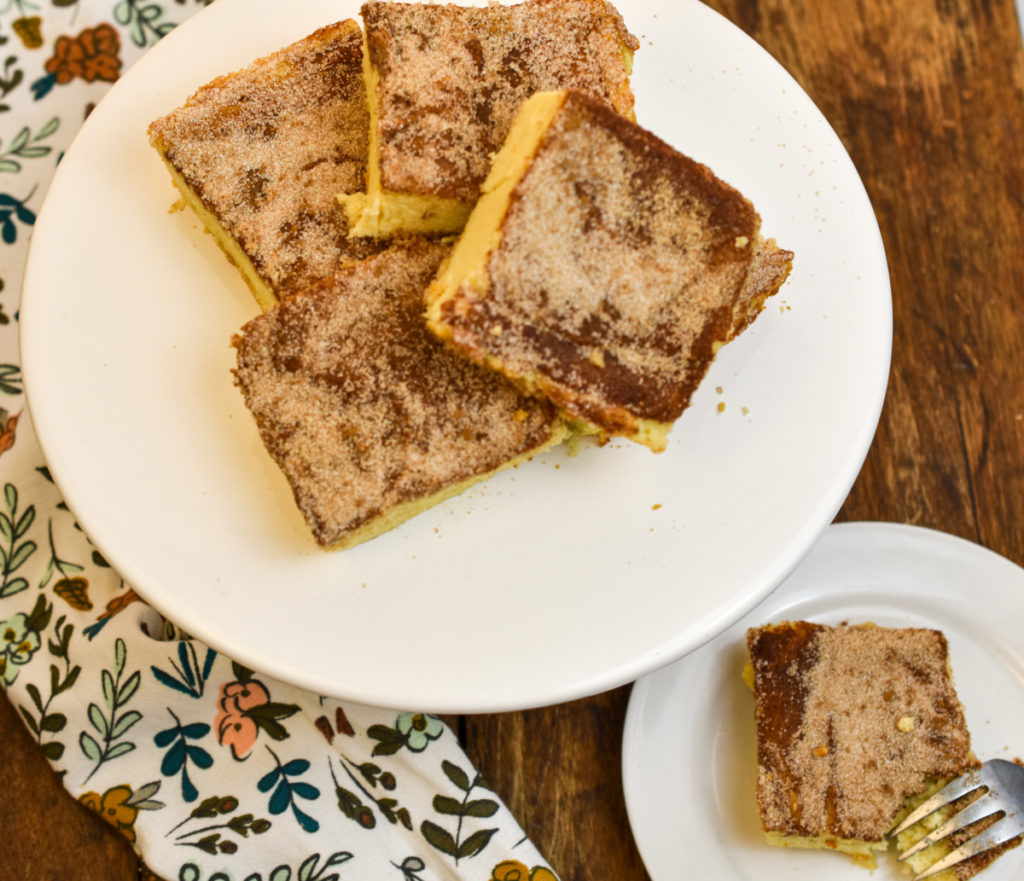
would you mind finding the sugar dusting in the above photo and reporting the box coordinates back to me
[363,0,639,201]
[148,21,384,300]
[747,622,975,842]
[440,90,771,432]
[233,239,561,548]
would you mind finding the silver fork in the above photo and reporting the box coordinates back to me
[888,759,1024,880]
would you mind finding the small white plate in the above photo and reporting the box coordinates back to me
[622,522,1024,881]
[20,0,890,712]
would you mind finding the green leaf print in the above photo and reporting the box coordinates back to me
[420,760,499,864]
[81,637,143,783]
[0,482,36,599]
[12,604,80,768]
[0,118,57,172]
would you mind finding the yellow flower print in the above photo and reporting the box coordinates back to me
[54,576,92,611]
[79,784,140,843]
[12,17,43,50]
[489,860,558,881]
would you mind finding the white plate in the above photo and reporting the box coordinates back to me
[19,0,890,712]
[622,522,1024,881]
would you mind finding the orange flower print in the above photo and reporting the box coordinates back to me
[45,24,122,85]
[214,674,300,759]
[490,861,558,881]
[215,678,270,759]
[79,784,140,843]
[0,409,18,457]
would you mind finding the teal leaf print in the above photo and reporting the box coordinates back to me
[155,709,212,802]
[81,636,143,782]
[29,73,55,102]
[151,640,216,697]
[260,748,321,833]
[0,186,35,243]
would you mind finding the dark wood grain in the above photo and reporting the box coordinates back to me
[0,681,141,879]
[5,2,1024,879]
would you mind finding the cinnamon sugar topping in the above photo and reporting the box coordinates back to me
[363,0,639,201]
[233,239,563,549]
[435,90,783,443]
[747,622,975,843]
[148,21,384,301]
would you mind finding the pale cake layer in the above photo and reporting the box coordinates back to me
[341,0,638,237]
[233,238,567,550]
[746,622,975,860]
[149,21,384,310]
[427,89,790,451]
[895,783,1022,881]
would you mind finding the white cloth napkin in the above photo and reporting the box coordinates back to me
[0,5,555,880]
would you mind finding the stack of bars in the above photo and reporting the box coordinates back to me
[148,0,793,551]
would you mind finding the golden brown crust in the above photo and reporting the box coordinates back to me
[434,89,773,443]
[362,0,638,202]
[746,622,976,844]
[148,21,385,301]
[232,238,563,549]
[731,238,794,338]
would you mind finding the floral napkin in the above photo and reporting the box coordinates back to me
[0,4,554,881]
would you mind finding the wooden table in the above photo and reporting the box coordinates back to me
[5,0,1024,876]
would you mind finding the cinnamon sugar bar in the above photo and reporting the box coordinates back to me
[426,88,791,452]
[233,238,567,549]
[149,21,385,311]
[746,621,977,871]
[340,0,639,238]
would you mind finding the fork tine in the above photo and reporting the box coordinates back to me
[912,813,1024,881]
[888,767,987,838]
[896,790,1004,861]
